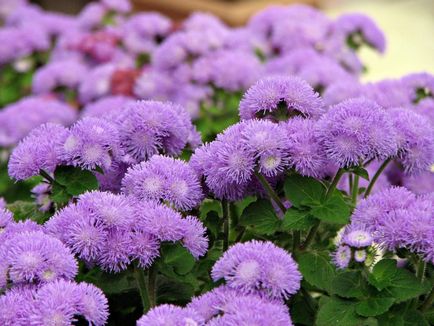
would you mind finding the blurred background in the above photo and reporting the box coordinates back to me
[31,0,434,81]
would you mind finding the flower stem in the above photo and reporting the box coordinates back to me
[39,169,55,184]
[420,286,434,312]
[148,265,157,308]
[254,170,286,214]
[364,158,392,198]
[351,174,360,206]
[301,169,345,251]
[324,168,345,201]
[134,265,151,313]
[222,200,230,251]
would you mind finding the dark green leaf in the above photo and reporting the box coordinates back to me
[317,297,365,326]
[332,271,366,299]
[298,251,337,293]
[367,259,397,290]
[203,211,221,238]
[6,200,49,223]
[310,191,351,224]
[157,278,195,305]
[284,174,325,207]
[161,243,195,275]
[54,165,99,196]
[356,297,395,317]
[239,199,281,235]
[383,268,431,302]
[351,167,370,181]
[281,207,317,231]
[51,182,71,205]
[378,309,430,326]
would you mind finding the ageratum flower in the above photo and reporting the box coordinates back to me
[137,304,204,326]
[0,231,77,289]
[334,13,386,53]
[402,170,434,195]
[0,287,35,326]
[122,155,204,211]
[135,201,208,259]
[0,208,13,231]
[32,59,88,95]
[283,117,327,178]
[239,76,324,121]
[211,240,302,300]
[387,108,434,174]
[363,79,412,109]
[116,100,193,163]
[402,72,434,104]
[316,97,398,167]
[341,225,373,248]
[8,123,69,180]
[207,295,294,326]
[57,117,120,171]
[81,95,134,119]
[0,96,76,147]
[0,220,43,243]
[28,279,109,326]
[332,245,351,269]
[78,63,117,104]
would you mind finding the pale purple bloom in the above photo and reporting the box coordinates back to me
[0,220,43,243]
[323,80,363,106]
[96,160,129,193]
[29,279,109,326]
[8,123,69,180]
[402,72,434,104]
[402,170,434,195]
[78,63,116,104]
[32,59,88,95]
[334,13,386,53]
[387,108,434,174]
[212,240,302,300]
[332,245,351,269]
[134,68,173,100]
[284,117,327,177]
[363,79,412,109]
[32,183,52,212]
[0,198,6,209]
[239,76,324,121]
[137,304,204,326]
[0,96,77,147]
[264,48,319,76]
[354,250,367,263]
[342,225,373,248]
[102,0,131,13]
[183,12,228,33]
[57,117,120,170]
[116,100,193,163]
[0,231,77,289]
[81,95,134,119]
[0,287,34,326]
[77,3,105,30]
[123,13,171,55]
[122,155,204,211]
[0,209,13,231]
[316,97,398,167]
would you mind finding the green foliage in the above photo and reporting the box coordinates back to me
[239,199,281,235]
[54,165,99,196]
[297,251,337,293]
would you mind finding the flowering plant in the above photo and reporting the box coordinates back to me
[0,0,433,325]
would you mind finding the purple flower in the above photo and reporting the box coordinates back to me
[8,123,69,180]
[134,68,173,100]
[387,108,434,174]
[0,219,43,243]
[0,208,13,231]
[0,287,35,326]
[123,13,171,55]
[29,279,109,326]
[81,95,134,119]
[32,183,52,212]
[116,100,193,163]
[207,293,294,326]
[284,117,327,177]
[354,250,367,263]
[0,96,77,147]
[57,117,120,171]
[322,80,363,106]
[102,0,131,13]
[402,170,434,195]
[78,63,116,104]
[402,72,434,104]
[122,155,204,211]
[342,225,373,248]
[0,231,77,289]
[332,245,351,269]
[137,304,204,326]
[212,240,302,300]
[334,13,386,53]
[239,76,324,121]
[363,79,412,109]
[316,97,398,167]
[32,59,88,95]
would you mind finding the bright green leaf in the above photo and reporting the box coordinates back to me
[356,297,395,317]
[383,268,431,302]
[367,259,397,290]
[351,167,370,181]
[316,297,365,326]
[310,191,351,224]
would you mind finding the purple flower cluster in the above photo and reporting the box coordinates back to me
[349,187,434,264]
[122,155,203,211]
[45,190,208,271]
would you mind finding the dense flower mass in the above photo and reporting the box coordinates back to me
[1,1,434,324]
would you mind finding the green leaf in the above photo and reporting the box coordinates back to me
[157,278,195,305]
[239,199,281,235]
[378,309,430,326]
[332,271,366,299]
[356,297,395,317]
[310,191,351,224]
[317,297,365,326]
[383,267,431,302]
[281,207,317,231]
[203,211,221,238]
[161,243,195,275]
[54,165,99,196]
[367,259,397,290]
[298,251,337,293]
[51,182,71,205]
[6,200,49,223]
[351,167,370,181]
[284,174,325,207]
